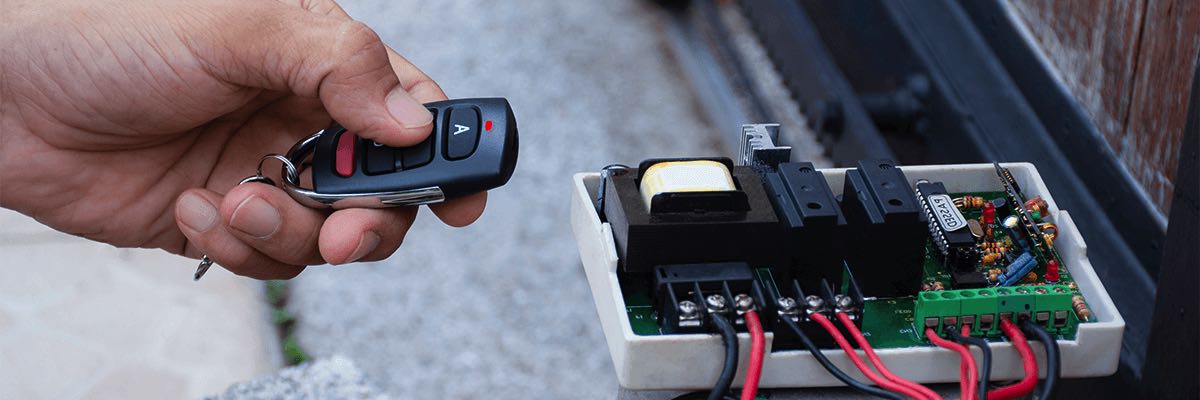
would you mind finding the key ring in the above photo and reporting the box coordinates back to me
[194,154,298,281]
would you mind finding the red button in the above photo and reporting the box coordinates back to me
[335,131,356,177]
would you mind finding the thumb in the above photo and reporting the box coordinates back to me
[195,2,433,146]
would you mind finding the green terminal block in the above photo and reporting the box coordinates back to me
[915,285,1078,340]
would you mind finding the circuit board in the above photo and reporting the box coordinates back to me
[620,190,1092,348]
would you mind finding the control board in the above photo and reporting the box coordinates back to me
[570,140,1123,393]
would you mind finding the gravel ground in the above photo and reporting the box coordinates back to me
[288,1,726,399]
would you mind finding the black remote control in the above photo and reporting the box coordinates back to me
[292,97,517,208]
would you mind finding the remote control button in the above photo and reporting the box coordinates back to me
[400,135,434,169]
[445,107,480,160]
[363,139,396,175]
[334,131,356,177]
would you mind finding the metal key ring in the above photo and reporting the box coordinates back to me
[255,154,300,185]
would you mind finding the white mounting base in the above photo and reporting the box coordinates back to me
[570,163,1124,390]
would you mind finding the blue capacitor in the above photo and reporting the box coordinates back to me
[1000,252,1037,286]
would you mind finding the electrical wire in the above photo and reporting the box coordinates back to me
[741,310,766,400]
[779,317,904,400]
[836,313,942,400]
[926,328,979,400]
[1020,320,1060,400]
[707,313,740,400]
[988,319,1038,400]
[949,326,992,400]
[810,313,930,400]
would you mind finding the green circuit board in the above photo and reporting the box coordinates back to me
[620,191,1091,348]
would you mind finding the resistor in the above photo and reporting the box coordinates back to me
[1072,295,1092,321]
[955,195,987,209]
[980,242,1008,255]
[1046,259,1060,282]
[982,253,1002,264]
[1025,196,1050,216]
[987,268,1003,282]
[922,281,946,291]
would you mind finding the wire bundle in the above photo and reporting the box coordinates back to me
[949,326,993,400]
[695,302,1059,400]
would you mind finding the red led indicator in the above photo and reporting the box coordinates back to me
[485,120,493,131]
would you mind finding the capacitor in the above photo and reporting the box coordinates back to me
[1046,259,1060,282]
[982,202,996,224]
[991,198,1010,219]
[1003,215,1027,250]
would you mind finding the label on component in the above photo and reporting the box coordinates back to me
[928,194,968,231]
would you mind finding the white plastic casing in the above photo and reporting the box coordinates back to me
[569,163,1124,390]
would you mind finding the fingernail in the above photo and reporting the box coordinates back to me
[178,193,217,233]
[229,196,280,239]
[345,231,380,263]
[385,87,433,129]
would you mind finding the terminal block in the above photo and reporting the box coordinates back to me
[653,262,767,334]
[915,285,1076,338]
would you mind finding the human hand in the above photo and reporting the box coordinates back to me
[0,0,487,279]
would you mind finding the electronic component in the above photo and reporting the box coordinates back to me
[570,161,1122,389]
[994,163,1047,255]
[915,284,1077,338]
[308,98,518,201]
[738,123,792,168]
[638,160,736,209]
[601,158,785,274]
[840,160,925,296]
[653,262,763,334]
[916,180,981,279]
[761,162,847,293]
[999,252,1037,286]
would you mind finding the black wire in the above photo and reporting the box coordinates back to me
[948,328,993,400]
[1020,320,1060,400]
[780,318,904,400]
[707,313,740,400]
[669,391,737,400]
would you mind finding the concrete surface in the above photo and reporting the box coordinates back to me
[287,1,727,399]
[0,209,280,399]
[208,356,387,400]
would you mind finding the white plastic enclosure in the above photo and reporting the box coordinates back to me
[569,163,1124,390]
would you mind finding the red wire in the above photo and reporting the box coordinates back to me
[810,313,929,400]
[988,318,1038,400]
[740,310,766,400]
[836,313,942,400]
[926,328,979,400]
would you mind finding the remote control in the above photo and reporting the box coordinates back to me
[294,97,518,208]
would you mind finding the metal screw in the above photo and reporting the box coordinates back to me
[706,294,727,311]
[777,297,799,313]
[836,295,854,310]
[734,294,755,312]
[678,300,700,320]
[805,295,825,312]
